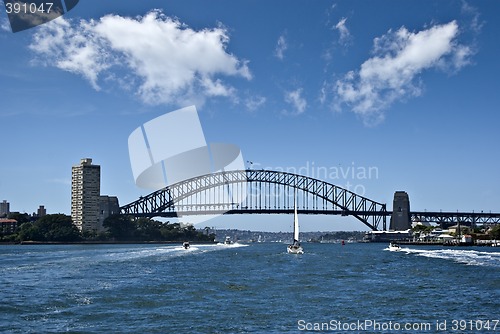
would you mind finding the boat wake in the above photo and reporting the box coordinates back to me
[214,242,248,248]
[104,246,194,261]
[104,243,244,262]
[402,248,500,267]
[173,246,200,252]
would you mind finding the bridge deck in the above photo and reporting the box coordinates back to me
[411,211,500,226]
[125,207,500,225]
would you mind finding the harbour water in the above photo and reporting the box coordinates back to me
[1,242,499,333]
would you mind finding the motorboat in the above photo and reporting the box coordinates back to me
[182,241,190,249]
[388,242,401,251]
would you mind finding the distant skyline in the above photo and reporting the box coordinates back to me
[1,0,499,231]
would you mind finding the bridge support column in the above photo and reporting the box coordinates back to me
[390,191,411,231]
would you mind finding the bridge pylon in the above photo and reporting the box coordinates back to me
[390,191,411,230]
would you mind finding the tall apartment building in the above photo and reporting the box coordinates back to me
[71,158,101,232]
[0,200,9,217]
[37,205,47,217]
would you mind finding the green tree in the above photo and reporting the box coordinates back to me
[18,214,80,242]
[159,222,181,241]
[103,215,216,242]
[81,229,109,241]
[18,222,39,241]
[38,214,80,241]
[103,215,136,240]
[412,224,434,233]
[134,218,162,241]
[8,212,31,224]
[489,225,500,239]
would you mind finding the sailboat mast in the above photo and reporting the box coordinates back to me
[293,190,299,242]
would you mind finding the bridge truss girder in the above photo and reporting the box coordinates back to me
[412,211,500,228]
[120,170,388,231]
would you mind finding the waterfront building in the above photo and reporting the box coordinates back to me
[0,218,17,235]
[71,158,101,233]
[99,196,120,226]
[0,200,10,217]
[363,229,412,242]
[37,205,47,217]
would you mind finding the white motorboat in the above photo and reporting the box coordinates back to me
[224,236,232,245]
[388,242,401,251]
[182,241,190,249]
[287,191,304,254]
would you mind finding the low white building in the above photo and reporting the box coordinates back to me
[363,229,412,242]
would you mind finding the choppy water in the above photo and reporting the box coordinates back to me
[1,242,499,333]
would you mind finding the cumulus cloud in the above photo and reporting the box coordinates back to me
[285,88,307,115]
[335,21,473,126]
[30,18,111,90]
[29,10,251,106]
[275,34,288,60]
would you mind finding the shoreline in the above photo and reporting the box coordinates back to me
[0,240,217,246]
[368,240,500,247]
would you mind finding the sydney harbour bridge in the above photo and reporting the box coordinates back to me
[120,169,500,231]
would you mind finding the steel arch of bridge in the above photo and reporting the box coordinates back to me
[120,170,388,230]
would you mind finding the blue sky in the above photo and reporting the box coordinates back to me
[1,0,499,231]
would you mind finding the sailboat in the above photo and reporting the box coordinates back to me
[287,191,304,254]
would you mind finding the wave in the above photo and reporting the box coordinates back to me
[401,248,500,267]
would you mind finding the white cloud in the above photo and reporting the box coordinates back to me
[275,34,287,60]
[334,17,351,46]
[335,21,473,126]
[1,17,11,32]
[461,1,483,34]
[285,88,307,115]
[30,18,112,90]
[245,95,266,111]
[29,10,252,106]
[319,81,328,105]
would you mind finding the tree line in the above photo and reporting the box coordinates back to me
[0,213,215,243]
